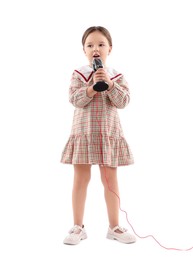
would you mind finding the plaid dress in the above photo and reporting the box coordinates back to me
[60,65,134,167]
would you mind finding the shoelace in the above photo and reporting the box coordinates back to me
[113,226,127,233]
[69,225,83,234]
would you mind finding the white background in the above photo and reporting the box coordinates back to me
[0,0,193,259]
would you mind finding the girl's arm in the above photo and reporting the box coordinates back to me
[107,76,130,109]
[69,72,96,108]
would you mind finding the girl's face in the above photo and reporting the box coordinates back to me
[83,31,112,67]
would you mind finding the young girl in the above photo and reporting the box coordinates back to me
[61,26,136,245]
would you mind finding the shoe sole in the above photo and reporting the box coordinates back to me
[106,234,136,244]
[63,234,87,245]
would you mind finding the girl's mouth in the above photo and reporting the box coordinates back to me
[93,54,100,58]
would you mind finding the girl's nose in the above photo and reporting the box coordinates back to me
[94,45,99,51]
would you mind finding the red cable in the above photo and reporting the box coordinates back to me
[95,91,193,252]
[103,169,193,252]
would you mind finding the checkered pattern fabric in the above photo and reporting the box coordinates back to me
[61,65,134,167]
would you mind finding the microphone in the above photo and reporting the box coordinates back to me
[92,58,109,92]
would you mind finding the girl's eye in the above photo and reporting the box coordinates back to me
[87,44,92,48]
[99,44,105,47]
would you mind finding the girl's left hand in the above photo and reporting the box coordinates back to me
[94,68,114,89]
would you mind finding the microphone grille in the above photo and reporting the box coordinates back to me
[92,58,103,71]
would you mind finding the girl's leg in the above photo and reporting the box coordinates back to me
[99,166,120,229]
[72,164,91,226]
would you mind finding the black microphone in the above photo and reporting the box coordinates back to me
[92,58,109,92]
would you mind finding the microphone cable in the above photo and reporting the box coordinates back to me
[94,90,193,252]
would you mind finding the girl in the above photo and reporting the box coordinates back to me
[61,26,136,245]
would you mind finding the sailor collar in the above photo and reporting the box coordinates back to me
[74,65,122,83]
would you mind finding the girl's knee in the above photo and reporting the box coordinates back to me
[73,164,91,185]
[100,166,117,187]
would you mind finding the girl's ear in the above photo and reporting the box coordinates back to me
[83,47,86,55]
[108,46,112,55]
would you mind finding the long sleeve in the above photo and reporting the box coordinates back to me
[107,76,130,109]
[69,71,93,108]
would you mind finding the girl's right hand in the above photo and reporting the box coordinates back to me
[87,85,97,98]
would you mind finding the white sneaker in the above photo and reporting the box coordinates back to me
[63,225,87,245]
[107,226,136,244]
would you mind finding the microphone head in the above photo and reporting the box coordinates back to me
[92,58,103,71]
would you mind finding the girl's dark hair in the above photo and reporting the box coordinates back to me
[82,26,112,47]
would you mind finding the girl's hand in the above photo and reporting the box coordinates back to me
[93,68,114,89]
